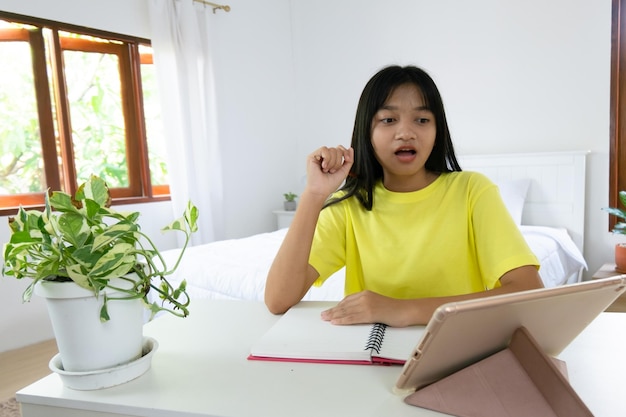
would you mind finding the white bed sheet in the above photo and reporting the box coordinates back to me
[156,229,343,303]
[153,226,587,307]
[519,225,587,287]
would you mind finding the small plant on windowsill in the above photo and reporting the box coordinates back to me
[602,190,626,273]
[2,175,199,378]
[283,192,298,211]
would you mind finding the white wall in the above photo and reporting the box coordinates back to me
[0,0,618,352]
[288,0,616,279]
[291,0,608,156]
[208,0,298,238]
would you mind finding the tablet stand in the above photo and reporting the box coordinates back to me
[404,326,593,417]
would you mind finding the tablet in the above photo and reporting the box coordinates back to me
[394,275,626,394]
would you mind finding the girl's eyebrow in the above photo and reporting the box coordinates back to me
[379,105,431,111]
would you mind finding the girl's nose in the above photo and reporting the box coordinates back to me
[395,120,416,141]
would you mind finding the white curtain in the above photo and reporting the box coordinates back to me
[148,0,224,245]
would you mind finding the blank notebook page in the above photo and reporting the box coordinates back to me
[250,302,424,364]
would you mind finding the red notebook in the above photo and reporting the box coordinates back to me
[248,302,424,365]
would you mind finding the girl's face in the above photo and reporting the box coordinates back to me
[370,83,437,192]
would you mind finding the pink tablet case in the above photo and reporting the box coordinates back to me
[404,326,593,417]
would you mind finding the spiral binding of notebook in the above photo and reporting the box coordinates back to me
[364,323,387,354]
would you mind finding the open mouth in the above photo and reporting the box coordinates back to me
[394,149,416,156]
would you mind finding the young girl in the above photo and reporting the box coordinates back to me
[265,65,542,327]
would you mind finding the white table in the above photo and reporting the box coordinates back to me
[17,301,626,417]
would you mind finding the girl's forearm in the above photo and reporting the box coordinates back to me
[399,265,543,326]
[264,190,328,314]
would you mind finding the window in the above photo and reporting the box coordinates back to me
[611,0,626,228]
[0,12,169,214]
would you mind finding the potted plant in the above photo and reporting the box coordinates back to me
[603,190,626,273]
[283,192,298,211]
[2,175,198,377]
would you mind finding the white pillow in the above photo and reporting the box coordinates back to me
[496,179,531,225]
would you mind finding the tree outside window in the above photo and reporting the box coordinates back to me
[0,13,169,214]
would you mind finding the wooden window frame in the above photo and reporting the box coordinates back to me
[611,0,626,229]
[0,12,170,216]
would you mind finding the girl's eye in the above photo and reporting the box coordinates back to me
[416,118,430,124]
[381,117,394,124]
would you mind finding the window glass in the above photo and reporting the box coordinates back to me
[0,28,47,194]
[0,14,170,212]
[63,48,129,188]
[140,51,168,187]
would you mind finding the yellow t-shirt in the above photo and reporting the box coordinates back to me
[309,171,539,299]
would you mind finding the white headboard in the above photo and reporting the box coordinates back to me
[458,151,589,253]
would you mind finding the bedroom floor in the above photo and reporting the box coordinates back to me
[0,339,57,403]
[2,301,626,403]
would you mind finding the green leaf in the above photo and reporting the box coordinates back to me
[100,294,110,322]
[126,211,141,223]
[57,212,90,247]
[604,207,626,220]
[44,191,52,218]
[7,230,36,244]
[162,218,185,233]
[89,243,136,277]
[83,198,102,222]
[9,207,43,234]
[613,222,626,234]
[82,175,110,208]
[16,206,30,227]
[8,209,25,234]
[100,207,138,223]
[162,202,199,233]
[22,281,36,302]
[97,261,137,281]
[148,301,161,316]
[92,224,139,252]
[36,257,61,279]
[71,245,101,267]
[49,191,78,213]
[186,202,199,232]
[66,264,92,290]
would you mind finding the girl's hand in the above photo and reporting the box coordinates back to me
[305,146,354,199]
[320,290,415,327]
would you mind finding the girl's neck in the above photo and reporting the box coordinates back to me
[382,171,440,192]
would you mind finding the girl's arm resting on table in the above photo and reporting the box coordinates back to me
[265,146,355,314]
[264,192,325,314]
[321,265,543,327]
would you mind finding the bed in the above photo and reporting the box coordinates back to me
[155,151,589,305]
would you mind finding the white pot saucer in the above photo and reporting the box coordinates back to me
[49,337,158,390]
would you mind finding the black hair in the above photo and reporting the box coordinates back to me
[325,65,461,210]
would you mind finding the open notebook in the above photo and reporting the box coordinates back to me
[248,301,424,365]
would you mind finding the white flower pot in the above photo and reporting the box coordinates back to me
[34,277,144,373]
